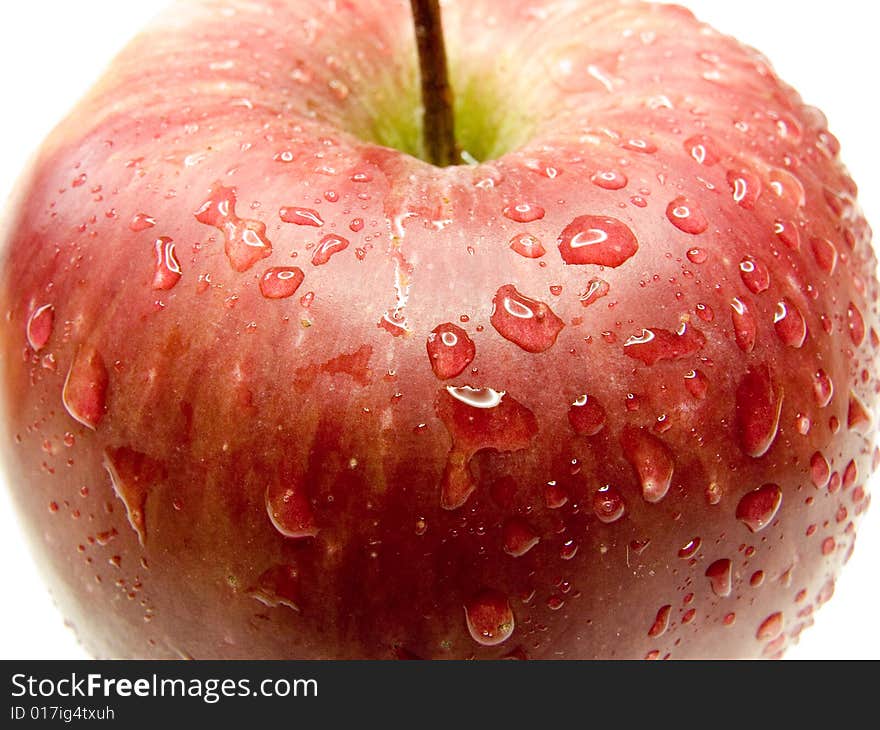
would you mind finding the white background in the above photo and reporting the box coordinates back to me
[0,0,877,660]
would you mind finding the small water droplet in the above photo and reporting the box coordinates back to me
[736,483,783,533]
[774,219,800,250]
[684,369,708,398]
[847,302,865,346]
[568,394,606,436]
[847,391,872,433]
[310,234,349,266]
[687,247,708,264]
[490,284,564,353]
[683,134,720,165]
[465,590,515,646]
[509,232,546,258]
[621,427,674,503]
[666,196,708,234]
[678,537,702,559]
[558,215,638,267]
[426,323,476,380]
[259,266,305,299]
[727,169,761,209]
[812,369,834,408]
[705,558,732,597]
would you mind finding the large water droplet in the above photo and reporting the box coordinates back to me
[666,196,708,234]
[103,446,163,546]
[621,427,674,503]
[810,451,830,489]
[847,391,872,433]
[557,215,638,267]
[568,394,606,436]
[727,169,761,209]
[490,285,564,353]
[773,299,807,348]
[683,134,721,165]
[730,297,757,353]
[592,484,625,523]
[503,203,544,223]
[426,323,476,380]
[311,234,350,266]
[648,605,671,637]
[591,169,628,190]
[810,237,838,275]
[509,232,546,259]
[756,611,784,640]
[465,590,515,646]
[812,369,834,408]
[26,304,54,351]
[847,302,865,346]
[736,483,782,532]
[151,237,182,290]
[623,322,706,365]
[579,278,610,307]
[62,345,109,430]
[705,558,732,597]
[502,517,540,557]
[266,478,318,538]
[279,206,324,227]
[248,565,300,611]
[194,183,272,272]
[739,256,770,294]
[259,266,305,299]
[736,365,783,458]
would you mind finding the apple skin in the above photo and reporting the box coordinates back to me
[0,0,876,659]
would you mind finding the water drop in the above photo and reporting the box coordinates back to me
[727,169,760,209]
[810,452,830,489]
[684,369,708,399]
[465,590,515,646]
[591,170,628,190]
[705,558,732,597]
[26,304,54,351]
[773,299,806,348]
[648,605,672,637]
[259,266,305,299]
[558,215,638,267]
[812,369,834,408]
[502,518,540,557]
[129,213,156,232]
[666,196,708,234]
[736,365,783,457]
[503,203,544,223]
[579,278,610,307]
[104,446,163,546]
[426,323,476,379]
[739,256,770,294]
[847,391,872,433]
[774,220,800,250]
[678,537,702,559]
[509,232,546,259]
[312,234,350,266]
[756,611,783,640]
[194,183,272,272]
[623,322,706,365]
[151,237,182,290]
[62,345,109,429]
[730,297,757,353]
[622,138,657,154]
[266,478,318,538]
[621,427,674,503]
[490,284,564,353]
[568,394,606,436]
[683,134,720,165]
[248,565,300,611]
[279,206,324,227]
[847,302,865,346]
[592,484,625,523]
[736,484,782,533]
[810,237,838,275]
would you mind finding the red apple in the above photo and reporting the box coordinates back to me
[0,0,876,660]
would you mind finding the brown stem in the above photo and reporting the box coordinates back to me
[410,0,458,166]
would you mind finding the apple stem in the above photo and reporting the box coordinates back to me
[410,0,458,166]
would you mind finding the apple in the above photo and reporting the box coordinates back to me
[0,0,876,660]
